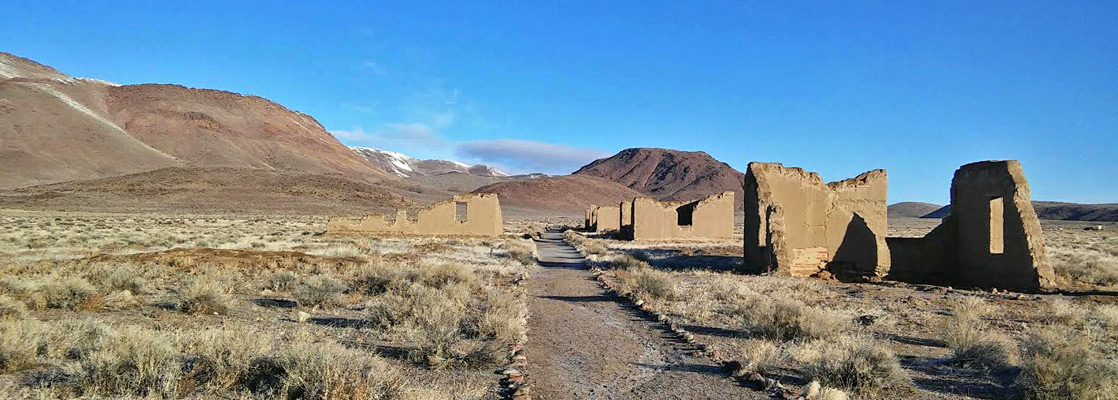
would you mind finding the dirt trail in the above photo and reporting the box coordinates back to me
[523,230,761,399]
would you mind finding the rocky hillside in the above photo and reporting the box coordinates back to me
[573,148,744,206]
[0,52,386,189]
[475,175,643,214]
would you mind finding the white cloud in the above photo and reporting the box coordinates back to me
[330,123,445,153]
[456,139,610,174]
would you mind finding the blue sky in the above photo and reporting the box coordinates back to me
[2,1,1115,204]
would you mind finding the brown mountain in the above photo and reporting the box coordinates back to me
[922,202,1118,222]
[888,202,943,218]
[474,175,643,215]
[573,148,745,206]
[0,167,410,215]
[0,52,386,189]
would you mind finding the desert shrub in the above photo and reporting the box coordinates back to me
[580,241,609,257]
[742,298,851,341]
[181,328,273,390]
[0,294,27,320]
[419,264,478,289]
[615,267,677,303]
[505,244,537,266]
[267,271,298,292]
[178,276,236,315]
[604,254,647,270]
[99,290,140,311]
[39,276,97,310]
[803,381,850,400]
[91,264,148,294]
[1090,304,1118,329]
[942,300,1015,370]
[295,275,348,307]
[475,288,527,344]
[1017,326,1118,400]
[732,339,780,375]
[1046,298,1088,327]
[77,325,182,397]
[276,337,404,400]
[367,282,470,364]
[794,335,912,395]
[0,319,46,373]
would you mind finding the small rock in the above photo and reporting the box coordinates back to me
[634,299,645,306]
[815,270,833,280]
[512,355,527,365]
[296,311,310,323]
[503,368,521,376]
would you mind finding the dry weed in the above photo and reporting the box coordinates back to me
[1017,326,1118,400]
[793,334,912,396]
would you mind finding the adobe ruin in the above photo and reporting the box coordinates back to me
[886,161,1055,292]
[327,193,503,237]
[583,205,621,232]
[743,163,890,278]
[621,191,735,240]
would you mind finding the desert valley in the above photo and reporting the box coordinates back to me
[2,32,1117,400]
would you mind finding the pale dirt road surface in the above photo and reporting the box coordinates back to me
[523,230,763,399]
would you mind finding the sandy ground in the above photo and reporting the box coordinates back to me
[524,230,762,399]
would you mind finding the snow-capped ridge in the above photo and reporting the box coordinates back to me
[348,146,511,178]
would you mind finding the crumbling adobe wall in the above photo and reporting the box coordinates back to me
[583,205,620,232]
[595,206,621,232]
[327,193,502,237]
[743,162,889,277]
[887,161,1055,292]
[626,192,734,240]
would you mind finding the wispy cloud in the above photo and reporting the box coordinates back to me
[456,139,609,174]
[329,122,445,152]
[359,60,388,76]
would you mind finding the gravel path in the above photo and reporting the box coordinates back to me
[523,230,762,399]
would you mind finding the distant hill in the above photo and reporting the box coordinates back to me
[350,146,507,178]
[918,202,1118,222]
[0,167,410,215]
[474,175,643,214]
[0,51,387,189]
[573,148,744,207]
[888,202,944,218]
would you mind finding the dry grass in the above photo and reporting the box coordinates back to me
[741,297,851,342]
[614,266,678,303]
[0,212,533,398]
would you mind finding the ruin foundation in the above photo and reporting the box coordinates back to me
[327,193,503,237]
[887,161,1055,292]
[743,162,890,278]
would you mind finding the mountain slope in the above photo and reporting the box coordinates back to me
[922,202,1118,222]
[0,52,387,189]
[573,148,745,205]
[0,167,410,215]
[475,175,643,214]
[888,202,943,218]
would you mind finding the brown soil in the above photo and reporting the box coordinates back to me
[524,230,762,399]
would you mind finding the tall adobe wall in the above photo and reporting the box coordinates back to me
[887,161,1055,292]
[743,162,889,277]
